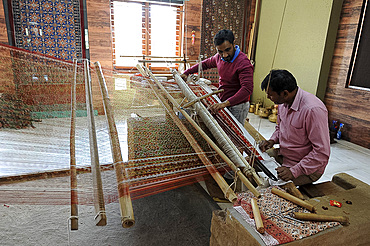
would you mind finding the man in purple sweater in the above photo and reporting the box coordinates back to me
[181,29,253,124]
[259,70,330,186]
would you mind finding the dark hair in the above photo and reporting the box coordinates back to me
[214,29,234,46]
[261,69,297,94]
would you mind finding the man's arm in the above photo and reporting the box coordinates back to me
[226,61,254,106]
[276,166,294,181]
[259,111,280,152]
[259,139,275,152]
[289,107,330,178]
[208,100,230,114]
[183,55,218,76]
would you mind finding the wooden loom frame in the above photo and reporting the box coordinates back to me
[136,64,239,202]
[137,64,261,198]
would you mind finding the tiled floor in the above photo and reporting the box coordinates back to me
[247,113,370,185]
[1,110,368,187]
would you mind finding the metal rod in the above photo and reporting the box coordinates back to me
[138,60,187,63]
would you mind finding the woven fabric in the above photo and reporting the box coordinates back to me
[200,0,246,58]
[0,94,35,129]
[200,0,246,84]
[11,0,82,61]
[127,116,213,159]
[234,187,340,245]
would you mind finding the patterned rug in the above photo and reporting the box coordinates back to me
[200,0,247,84]
[126,115,230,176]
[234,186,340,245]
[11,0,83,60]
[127,115,213,159]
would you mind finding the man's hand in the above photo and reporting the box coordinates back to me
[208,101,230,114]
[180,74,188,81]
[276,166,294,181]
[259,140,274,152]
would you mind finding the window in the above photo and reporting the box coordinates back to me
[347,0,370,91]
[112,2,143,67]
[111,1,183,71]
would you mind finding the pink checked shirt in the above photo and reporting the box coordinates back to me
[270,88,330,178]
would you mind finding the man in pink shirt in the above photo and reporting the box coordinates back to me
[259,70,330,185]
[181,29,253,124]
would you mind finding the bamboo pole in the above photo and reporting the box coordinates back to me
[176,108,260,198]
[247,23,255,59]
[293,212,349,225]
[137,64,261,198]
[181,115,261,198]
[251,198,265,233]
[69,59,78,230]
[182,89,224,108]
[281,182,304,200]
[84,60,107,226]
[249,0,262,63]
[172,69,262,187]
[94,62,135,228]
[158,86,237,202]
[271,188,316,212]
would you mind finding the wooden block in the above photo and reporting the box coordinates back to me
[299,183,325,198]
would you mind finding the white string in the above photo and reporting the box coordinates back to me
[67,216,78,246]
[94,210,107,220]
[224,168,239,200]
[253,0,288,164]
[262,0,288,107]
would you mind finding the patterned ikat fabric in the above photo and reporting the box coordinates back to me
[127,115,214,159]
[200,0,246,83]
[11,0,83,61]
[234,187,340,245]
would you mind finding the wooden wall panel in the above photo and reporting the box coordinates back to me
[0,0,13,93]
[183,0,202,64]
[243,0,256,54]
[86,0,114,114]
[86,0,113,70]
[0,48,15,93]
[324,0,370,148]
[0,1,8,44]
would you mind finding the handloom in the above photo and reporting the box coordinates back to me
[172,69,263,187]
[181,75,278,182]
[0,44,246,227]
[136,64,260,198]
[1,44,345,238]
[0,42,282,226]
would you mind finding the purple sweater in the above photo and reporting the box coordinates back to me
[184,51,253,106]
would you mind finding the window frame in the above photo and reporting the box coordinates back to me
[111,0,184,72]
[346,0,370,91]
